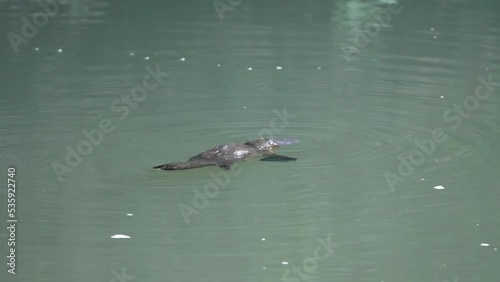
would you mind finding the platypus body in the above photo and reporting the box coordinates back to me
[153,138,298,171]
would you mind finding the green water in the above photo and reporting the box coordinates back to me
[1,0,499,281]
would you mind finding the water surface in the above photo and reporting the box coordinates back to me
[0,0,499,281]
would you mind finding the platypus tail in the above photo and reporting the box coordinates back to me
[153,161,214,170]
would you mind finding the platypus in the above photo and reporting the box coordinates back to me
[153,138,298,171]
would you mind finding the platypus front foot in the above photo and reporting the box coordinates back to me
[219,165,231,171]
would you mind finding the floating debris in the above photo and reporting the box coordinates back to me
[111,234,131,239]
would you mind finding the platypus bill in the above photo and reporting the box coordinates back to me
[153,138,298,171]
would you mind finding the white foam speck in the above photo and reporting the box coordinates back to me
[111,234,131,239]
[317,66,321,70]
[276,66,283,70]
[420,178,425,180]
[261,238,266,241]
[480,243,490,246]
[144,56,150,60]
[34,47,39,51]
[57,48,63,53]
[434,185,445,190]
[247,67,253,71]
[126,213,133,216]
[262,266,267,269]
[440,95,444,98]
[129,52,135,56]
[281,261,288,265]
[179,57,186,61]
[217,64,221,67]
